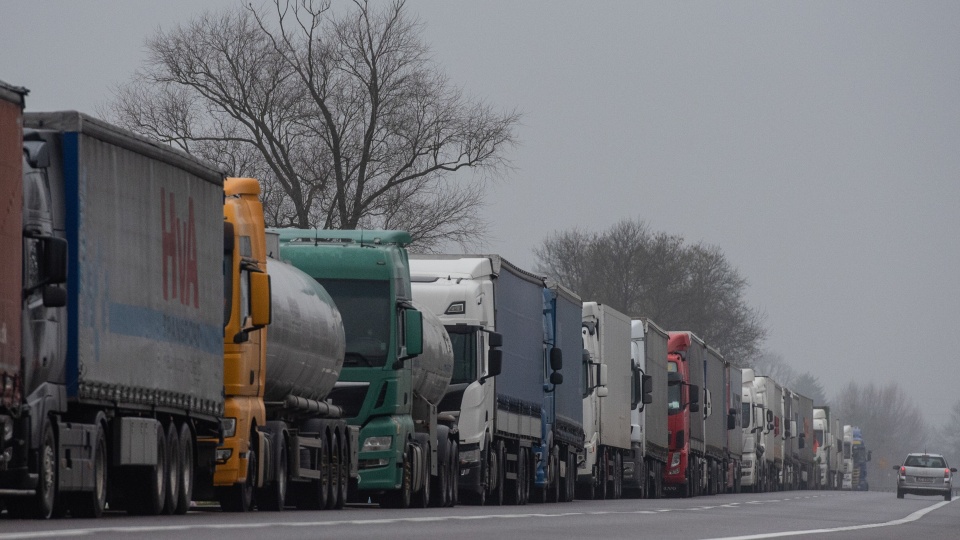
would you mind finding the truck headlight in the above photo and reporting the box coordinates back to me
[460,448,481,463]
[362,436,393,452]
[221,417,237,438]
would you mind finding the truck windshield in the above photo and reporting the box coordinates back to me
[667,360,681,414]
[316,278,390,367]
[668,382,682,414]
[446,326,478,384]
[815,429,824,447]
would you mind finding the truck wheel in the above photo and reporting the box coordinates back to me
[491,441,505,506]
[174,423,194,515]
[380,447,413,509]
[564,452,577,502]
[449,440,459,507]
[547,448,561,503]
[614,453,623,499]
[219,445,256,512]
[163,423,181,515]
[327,431,340,509]
[72,425,107,518]
[129,421,168,515]
[6,422,58,519]
[336,429,349,509]
[258,434,287,511]
[432,434,449,508]
[417,446,431,508]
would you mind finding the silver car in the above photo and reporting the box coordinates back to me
[894,453,957,500]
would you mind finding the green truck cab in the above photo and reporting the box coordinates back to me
[273,229,456,508]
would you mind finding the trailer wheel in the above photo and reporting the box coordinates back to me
[130,421,168,515]
[449,439,459,507]
[326,430,340,509]
[72,424,107,518]
[175,423,194,514]
[336,428,349,509]
[163,423,181,514]
[258,432,287,511]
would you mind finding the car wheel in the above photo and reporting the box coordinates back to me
[896,488,904,499]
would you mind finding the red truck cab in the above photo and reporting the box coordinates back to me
[664,332,700,497]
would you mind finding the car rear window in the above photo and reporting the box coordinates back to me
[905,456,946,468]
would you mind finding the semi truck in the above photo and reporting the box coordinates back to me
[796,393,815,490]
[274,230,456,508]
[726,364,743,493]
[1,108,226,518]
[625,318,667,499]
[813,407,840,489]
[205,179,357,512]
[540,282,585,502]
[740,368,764,492]
[410,254,583,505]
[753,375,783,491]
[578,302,631,500]
[841,425,870,491]
[702,345,727,495]
[663,331,703,497]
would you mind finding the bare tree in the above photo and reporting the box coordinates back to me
[750,350,796,385]
[535,218,766,363]
[789,372,827,405]
[105,0,519,249]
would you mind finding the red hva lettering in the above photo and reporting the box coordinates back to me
[161,188,200,308]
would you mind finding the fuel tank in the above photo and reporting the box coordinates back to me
[263,258,345,402]
[409,301,454,406]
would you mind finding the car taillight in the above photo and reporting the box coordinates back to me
[945,469,951,479]
[900,466,905,476]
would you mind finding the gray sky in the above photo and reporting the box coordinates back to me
[3,1,959,424]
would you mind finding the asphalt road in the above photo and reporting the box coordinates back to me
[1,491,954,540]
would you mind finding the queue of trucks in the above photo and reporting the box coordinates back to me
[1,80,869,520]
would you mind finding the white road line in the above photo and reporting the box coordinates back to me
[700,499,953,540]
[1,496,940,540]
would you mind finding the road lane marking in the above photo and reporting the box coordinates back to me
[700,499,953,540]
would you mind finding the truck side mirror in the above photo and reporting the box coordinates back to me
[798,433,806,449]
[550,371,563,386]
[249,271,272,328]
[642,374,653,405]
[766,410,774,423]
[867,451,872,462]
[488,331,503,348]
[42,236,68,284]
[480,349,503,384]
[403,309,423,358]
[727,409,737,430]
[550,347,562,371]
[42,285,67,308]
[689,385,700,412]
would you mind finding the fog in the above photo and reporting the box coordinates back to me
[3,1,958,427]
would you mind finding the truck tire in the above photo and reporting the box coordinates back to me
[449,440,459,507]
[490,441,505,506]
[175,422,194,515]
[327,430,340,509]
[218,440,256,512]
[72,425,107,518]
[432,429,449,508]
[335,428,349,509]
[163,423,181,515]
[257,432,287,511]
[416,445,431,508]
[130,421,168,515]
[380,446,413,508]
[6,422,58,519]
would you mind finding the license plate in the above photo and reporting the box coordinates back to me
[916,477,933,483]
